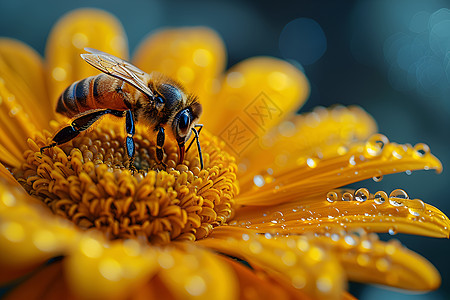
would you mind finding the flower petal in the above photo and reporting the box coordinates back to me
[2,260,76,300]
[45,8,128,106]
[198,226,346,300]
[157,244,237,300]
[218,255,311,300]
[204,57,309,158]
[0,179,77,280]
[0,38,50,128]
[238,105,377,181]
[65,235,158,300]
[230,188,450,238]
[238,135,442,205]
[312,231,441,291]
[0,77,39,166]
[0,162,20,187]
[133,27,226,104]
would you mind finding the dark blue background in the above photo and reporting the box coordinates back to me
[1,0,449,299]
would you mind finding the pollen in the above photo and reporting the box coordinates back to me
[13,119,239,244]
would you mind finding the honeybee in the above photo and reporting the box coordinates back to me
[41,48,203,169]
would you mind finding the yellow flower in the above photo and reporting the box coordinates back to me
[0,8,448,300]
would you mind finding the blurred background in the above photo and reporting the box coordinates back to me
[0,0,449,298]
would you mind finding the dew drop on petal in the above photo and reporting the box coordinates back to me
[365,134,388,156]
[348,155,356,166]
[376,257,391,272]
[316,276,333,293]
[354,188,369,202]
[388,227,397,235]
[307,157,318,168]
[1,191,16,207]
[414,143,430,158]
[342,192,353,201]
[242,233,250,241]
[33,229,57,252]
[344,235,356,246]
[292,273,306,289]
[158,252,175,269]
[185,275,206,296]
[407,199,426,216]
[389,189,408,206]
[99,258,122,281]
[326,191,338,203]
[1,221,25,242]
[374,191,388,204]
[253,175,265,187]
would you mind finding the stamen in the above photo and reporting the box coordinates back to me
[13,120,238,244]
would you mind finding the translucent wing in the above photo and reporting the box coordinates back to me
[81,48,154,98]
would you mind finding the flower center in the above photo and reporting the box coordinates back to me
[13,119,239,244]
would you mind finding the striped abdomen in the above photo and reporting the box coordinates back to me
[56,74,130,118]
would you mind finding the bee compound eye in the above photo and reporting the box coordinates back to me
[177,111,191,136]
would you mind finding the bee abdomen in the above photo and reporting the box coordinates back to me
[56,76,96,118]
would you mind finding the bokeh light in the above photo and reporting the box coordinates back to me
[279,18,327,66]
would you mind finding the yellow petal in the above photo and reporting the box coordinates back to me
[0,75,39,166]
[0,162,20,186]
[0,38,51,128]
[3,260,76,300]
[65,235,158,300]
[133,27,225,103]
[238,135,442,205]
[0,179,77,274]
[204,57,309,158]
[230,188,450,238]
[45,8,128,106]
[238,105,377,181]
[218,255,311,300]
[312,231,441,291]
[198,226,345,300]
[157,244,237,300]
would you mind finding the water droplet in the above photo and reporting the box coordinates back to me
[348,155,356,166]
[264,233,272,239]
[292,273,306,289]
[342,192,354,201]
[354,188,369,202]
[344,235,356,246]
[374,191,388,204]
[414,143,430,158]
[306,157,318,168]
[388,227,397,235]
[326,191,338,203]
[406,199,426,216]
[405,170,412,175]
[253,175,265,187]
[242,233,250,241]
[389,189,408,206]
[365,134,389,156]
[185,275,206,296]
[372,170,384,182]
[316,276,333,293]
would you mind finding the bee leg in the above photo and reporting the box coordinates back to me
[186,124,204,169]
[125,110,137,172]
[40,109,112,153]
[186,124,203,152]
[156,127,167,169]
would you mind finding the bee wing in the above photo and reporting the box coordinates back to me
[81,48,154,98]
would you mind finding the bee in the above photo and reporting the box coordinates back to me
[40,48,203,169]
